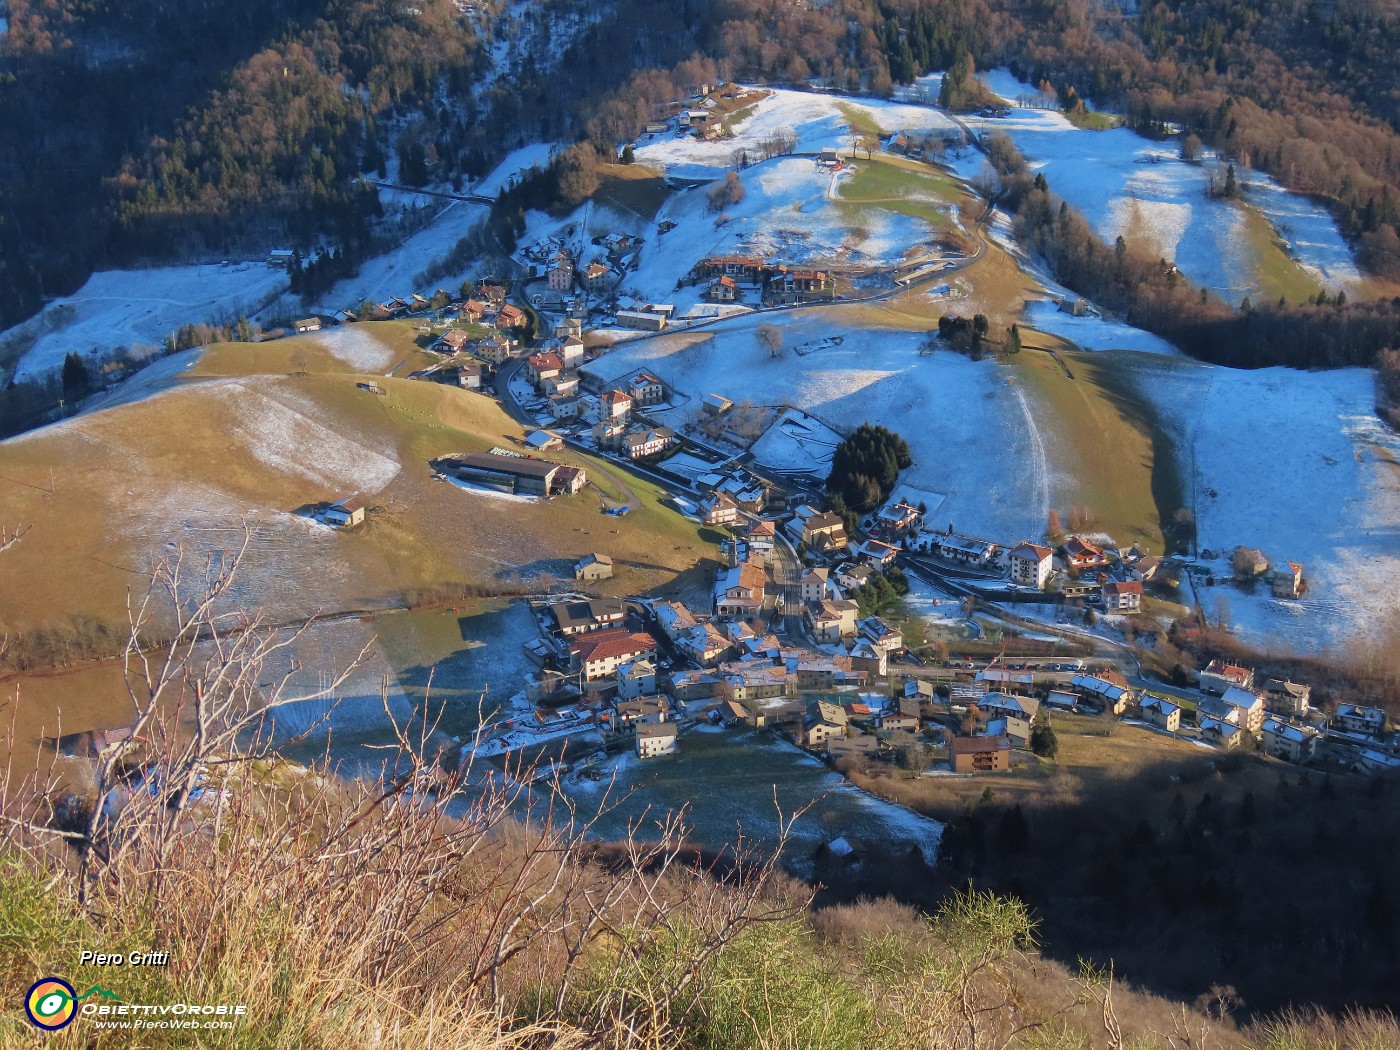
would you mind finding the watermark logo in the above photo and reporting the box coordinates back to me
[24,978,122,1030]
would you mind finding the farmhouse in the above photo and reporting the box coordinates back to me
[1199,715,1244,749]
[601,389,634,420]
[636,721,679,758]
[627,372,666,405]
[1139,695,1181,732]
[549,597,627,636]
[1008,542,1053,588]
[1271,561,1305,598]
[574,553,614,582]
[616,310,667,331]
[707,275,739,302]
[875,501,920,538]
[977,692,1040,722]
[1233,546,1270,581]
[1334,704,1385,737]
[951,735,1011,773]
[703,393,733,415]
[855,538,899,567]
[1261,718,1319,764]
[437,328,470,354]
[1102,580,1143,613]
[294,317,322,334]
[623,426,676,460]
[1263,678,1311,717]
[935,534,998,566]
[1063,535,1109,571]
[497,304,529,330]
[323,497,365,528]
[583,262,611,292]
[801,512,849,554]
[805,598,858,642]
[526,351,564,386]
[569,629,657,682]
[553,465,588,494]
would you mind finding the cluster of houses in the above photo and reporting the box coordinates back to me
[1229,546,1306,598]
[687,256,838,307]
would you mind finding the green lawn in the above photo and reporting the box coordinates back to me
[1064,107,1120,131]
[1238,202,1324,305]
[1009,347,1180,553]
[836,101,886,139]
[835,156,967,228]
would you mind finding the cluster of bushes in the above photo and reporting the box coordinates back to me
[851,565,911,617]
[827,423,912,511]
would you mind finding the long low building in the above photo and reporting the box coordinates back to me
[439,451,583,497]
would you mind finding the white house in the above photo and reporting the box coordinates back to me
[1102,580,1143,613]
[1008,541,1053,588]
[636,720,678,758]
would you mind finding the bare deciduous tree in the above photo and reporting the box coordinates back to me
[757,323,783,358]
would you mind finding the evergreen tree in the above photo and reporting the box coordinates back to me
[1030,711,1058,759]
[61,352,90,401]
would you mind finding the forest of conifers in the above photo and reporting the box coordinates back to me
[2,0,1400,355]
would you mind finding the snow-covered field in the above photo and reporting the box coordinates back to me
[946,69,1362,300]
[9,262,287,381]
[473,142,559,197]
[587,311,1051,542]
[217,379,402,492]
[749,407,844,475]
[1125,353,1400,649]
[616,157,939,308]
[300,326,399,373]
[1019,299,1181,355]
[634,88,959,182]
[308,199,489,312]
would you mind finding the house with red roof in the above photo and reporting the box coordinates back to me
[569,629,657,682]
[1102,579,1143,613]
